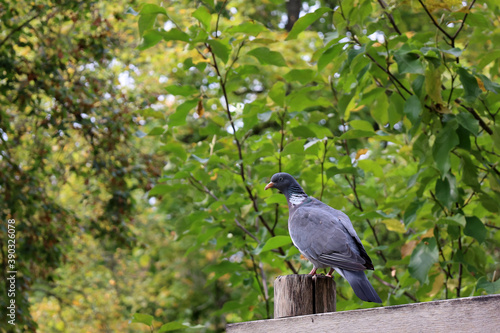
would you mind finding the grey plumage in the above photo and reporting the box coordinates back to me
[265,172,382,303]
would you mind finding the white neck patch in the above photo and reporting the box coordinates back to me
[289,193,306,206]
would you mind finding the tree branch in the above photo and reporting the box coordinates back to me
[0,10,42,48]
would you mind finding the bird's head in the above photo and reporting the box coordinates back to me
[265,172,303,195]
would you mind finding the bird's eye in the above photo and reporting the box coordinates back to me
[279,177,283,181]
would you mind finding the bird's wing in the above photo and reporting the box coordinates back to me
[289,204,369,271]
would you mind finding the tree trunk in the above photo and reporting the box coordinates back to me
[285,0,302,31]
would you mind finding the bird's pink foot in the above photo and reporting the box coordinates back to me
[308,268,317,276]
[326,268,335,278]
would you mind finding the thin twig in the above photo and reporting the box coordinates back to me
[430,190,449,216]
[372,275,418,302]
[457,231,463,298]
[250,254,270,318]
[376,0,402,35]
[417,0,453,41]
[214,0,228,37]
[319,139,328,200]
[457,100,493,135]
[452,0,477,41]
[273,109,287,232]
[188,176,260,243]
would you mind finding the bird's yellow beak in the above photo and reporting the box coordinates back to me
[265,182,274,190]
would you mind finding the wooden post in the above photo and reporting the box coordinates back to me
[274,274,336,318]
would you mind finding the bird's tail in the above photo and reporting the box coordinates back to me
[336,269,382,303]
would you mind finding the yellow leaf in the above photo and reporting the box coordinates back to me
[405,31,415,39]
[381,219,406,233]
[425,66,443,104]
[422,227,435,239]
[428,273,444,297]
[197,99,205,117]
[240,202,253,217]
[477,77,487,92]
[351,104,365,112]
[355,148,369,160]
[401,240,418,258]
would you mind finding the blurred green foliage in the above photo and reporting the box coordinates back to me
[1,0,499,332]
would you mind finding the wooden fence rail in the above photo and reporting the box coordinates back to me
[227,293,500,333]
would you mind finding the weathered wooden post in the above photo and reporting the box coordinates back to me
[274,274,336,318]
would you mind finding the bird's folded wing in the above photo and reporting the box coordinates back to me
[290,206,369,271]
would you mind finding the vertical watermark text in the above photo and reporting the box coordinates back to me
[6,219,16,326]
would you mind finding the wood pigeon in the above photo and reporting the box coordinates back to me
[265,172,382,303]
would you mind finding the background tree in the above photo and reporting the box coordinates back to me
[1,0,499,332]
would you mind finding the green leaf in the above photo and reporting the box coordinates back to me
[403,95,422,125]
[160,143,188,161]
[286,7,332,40]
[149,184,171,196]
[432,120,459,175]
[291,125,316,138]
[138,30,164,50]
[207,40,230,63]
[140,3,167,15]
[147,127,165,136]
[281,140,308,155]
[464,216,487,244]
[435,176,452,209]
[247,47,287,67]
[403,200,423,226]
[131,313,154,326]
[476,277,500,294]
[226,22,267,35]
[349,119,374,131]
[269,81,285,107]
[169,99,198,126]
[138,4,167,36]
[394,49,425,74]
[193,6,211,30]
[284,69,315,84]
[339,130,375,140]
[456,112,479,136]
[203,261,242,279]
[439,214,466,227]
[259,235,292,253]
[440,47,463,57]
[307,123,334,138]
[462,154,480,190]
[457,68,482,103]
[478,50,500,69]
[162,28,191,42]
[165,85,198,96]
[408,237,438,284]
[326,166,358,178]
[317,44,343,72]
[265,193,287,205]
[466,13,490,29]
[158,322,189,332]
